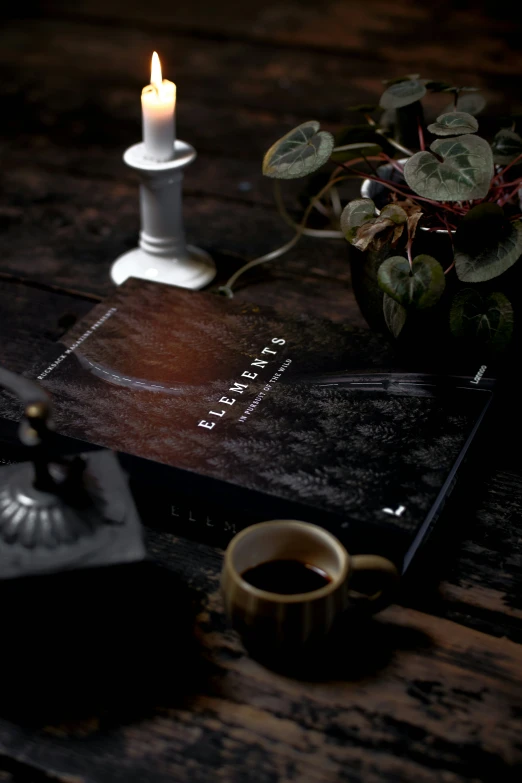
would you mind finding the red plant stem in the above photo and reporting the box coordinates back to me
[332,155,387,176]
[345,167,466,214]
[442,214,454,244]
[406,235,413,270]
[417,116,426,152]
[488,181,522,205]
[336,154,387,166]
[381,153,405,175]
[489,176,522,191]
[441,214,456,275]
[490,153,522,185]
[338,159,466,215]
[360,152,380,177]
[497,182,522,207]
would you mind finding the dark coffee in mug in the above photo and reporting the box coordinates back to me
[241,559,331,595]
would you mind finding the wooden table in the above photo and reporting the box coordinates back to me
[1,2,522,780]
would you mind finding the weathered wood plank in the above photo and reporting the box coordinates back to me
[0,135,308,213]
[1,11,521,649]
[34,0,522,83]
[1,16,519,249]
[0,530,520,782]
[1,5,522,779]
[1,16,519,152]
[0,281,94,374]
[406,464,522,643]
[0,164,364,325]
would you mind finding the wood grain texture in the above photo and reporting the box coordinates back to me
[0,531,520,782]
[1,2,522,780]
[34,0,522,80]
[0,282,94,374]
[0,164,366,324]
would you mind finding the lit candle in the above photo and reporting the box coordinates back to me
[141,51,176,161]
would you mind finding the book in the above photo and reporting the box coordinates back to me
[0,279,497,572]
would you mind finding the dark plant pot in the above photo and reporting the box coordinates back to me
[349,166,522,373]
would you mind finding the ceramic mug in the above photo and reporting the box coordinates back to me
[221,520,399,656]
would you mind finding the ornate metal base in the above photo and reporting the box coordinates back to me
[0,451,146,579]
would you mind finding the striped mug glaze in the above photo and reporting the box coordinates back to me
[221,520,399,655]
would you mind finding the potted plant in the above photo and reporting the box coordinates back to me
[220,77,522,365]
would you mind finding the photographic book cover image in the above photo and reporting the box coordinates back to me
[0,279,495,569]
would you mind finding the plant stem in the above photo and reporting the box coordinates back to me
[312,200,332,218]
[375,131,414,157]
[332,143,380,153]
[344,167,465,214]
[406,235,413,270]
[220,176,348,295]
[442,215,456,241]
[381,153,405,176]
[360,152,380,177]
[332,154,387,172]
[498,185,522,208]
[441,214,455,274]
[490,153,522,185]
[417,116,426,151]
[329,186,342,219]
[490,176,522,192]
[273,178,344,236]
[219,234,302,296]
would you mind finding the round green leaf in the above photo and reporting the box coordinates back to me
[491,129,522,165]
[427,111,479,137]
[379,79,426,110]
[455,203,507,254]
[262,121,334,180]
[377,254,445,309]
[450,289,514,349]
[340,198,376,240]
[455,220,522,283]
[383,293,407,338]
[404,134,494,201]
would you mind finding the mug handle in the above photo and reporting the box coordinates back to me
[349,554,399,614]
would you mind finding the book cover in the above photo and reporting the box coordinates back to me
[0,279,496,571]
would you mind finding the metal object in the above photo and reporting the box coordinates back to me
[0,367,146,579]
[110,140,216,289]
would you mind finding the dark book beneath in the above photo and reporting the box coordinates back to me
[0,279,496,571]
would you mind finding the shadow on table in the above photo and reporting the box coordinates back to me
[0,561,206,727]
[240,611,432,681]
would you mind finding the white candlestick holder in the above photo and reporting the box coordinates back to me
[111,140,216,289]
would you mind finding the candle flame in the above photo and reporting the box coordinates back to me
[151,51,162,91]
